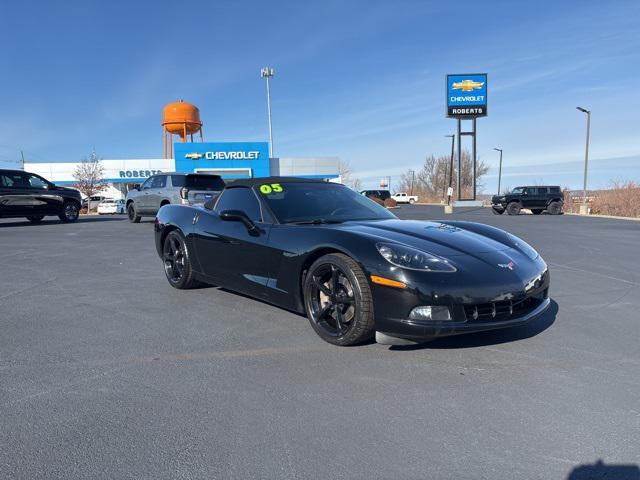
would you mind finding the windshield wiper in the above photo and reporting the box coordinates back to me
[291,218,344,225]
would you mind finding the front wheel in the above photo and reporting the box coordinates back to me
[162,230,202,289]
[26,215,45,223]
[58,202,79,223]
[506,202,521,216]
[303,253,375,346]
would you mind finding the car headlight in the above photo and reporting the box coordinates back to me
[508,233,539,260]
[376,243,456,272]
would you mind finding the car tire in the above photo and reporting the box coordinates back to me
[26,215,45,223]
[162,230,202,289]
[58,201,80,223]
[409,199,415,205]
[547,201,563,215]
[491,207,504,215]
[127,203,141,223]
[506,202,522,216]
[532,209,543,215]
[303,253,375,346]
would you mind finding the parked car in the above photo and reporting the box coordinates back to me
[82,195,107,212]
[154,177,550,346]
[0,168,81,223]
[97,199,125,215]
[126,172,225,223]
[360,189,391,202]
[492,186,564,215]
[392,192,418,204]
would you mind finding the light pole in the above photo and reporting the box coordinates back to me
[445,134,455,204]
[261,67,275,158]
[493,148,503,195]
[576,106,591,214]
[408,170,415,196]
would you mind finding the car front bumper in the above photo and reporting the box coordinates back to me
[367,262,551,344]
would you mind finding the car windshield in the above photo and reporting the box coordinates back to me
[258,182,396,224]
[511,187,525,194]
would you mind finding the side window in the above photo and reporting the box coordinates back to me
[0,174,15,187]
[151,175,167,188]
[550,186,560,193]
[536,187,548,195]
[215,187,262,223]
[26,174,49,189]
[141,177,154,189]
[171,175,186,187]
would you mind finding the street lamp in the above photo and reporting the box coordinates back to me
[445,134,455,204]
[408,170,415,196]
[493,148,503,195]
[576,106,591,214]
[261,67,275,158]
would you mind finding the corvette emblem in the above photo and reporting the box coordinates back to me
[451,79,485,92]
[497,260,515,270]
[185,152,203,159]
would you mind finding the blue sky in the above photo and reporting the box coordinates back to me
[0,0,639,191]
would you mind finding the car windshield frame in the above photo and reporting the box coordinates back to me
[255,182,396,224]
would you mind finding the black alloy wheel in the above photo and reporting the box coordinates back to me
[547,201,563,215]
[127,203,141,223]
[162,230,200,289]
[304,253,375,346]
[59,202,79,223]
[26,215,45,223]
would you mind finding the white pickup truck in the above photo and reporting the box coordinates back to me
[391,192,418,204]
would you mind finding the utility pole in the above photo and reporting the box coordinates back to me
[261,67,275,158]
[493,148,503,195]
[408,170,415,196]
[576,107,591,214]
[445,134,455,205]
[20,150,25,170]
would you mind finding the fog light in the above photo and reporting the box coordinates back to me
[409,306,451,321]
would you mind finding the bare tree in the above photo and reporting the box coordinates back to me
[338,159,363,191]
[73,150,107,212]
[396,150,489,202]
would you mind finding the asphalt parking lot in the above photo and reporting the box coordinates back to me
[1,207,638,479]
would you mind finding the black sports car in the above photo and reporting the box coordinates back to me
[154,177,550,346]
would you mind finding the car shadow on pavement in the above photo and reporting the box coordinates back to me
[567,460,639,480]
[0,216,127,228]
[391,299,559,350]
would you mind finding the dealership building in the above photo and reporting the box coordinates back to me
[25,141,341,199]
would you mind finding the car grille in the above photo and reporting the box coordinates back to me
[463,293,545,323]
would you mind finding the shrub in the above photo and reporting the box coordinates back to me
[591,181,640,218]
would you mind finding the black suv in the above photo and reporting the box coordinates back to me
[0,169,82,223]
[360,189,391,201]
[492,186,564,215]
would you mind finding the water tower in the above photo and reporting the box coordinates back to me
[162,100,204,158]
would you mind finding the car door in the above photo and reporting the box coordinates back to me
[147,175,167,213]
[137,177,155,212]
[5,172,59,216]
[192,186,278,299]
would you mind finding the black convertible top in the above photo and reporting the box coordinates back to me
[226,177,331,188]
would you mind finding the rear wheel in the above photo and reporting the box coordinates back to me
[127,203,141,223]
[547,201,563,215]
[409,198,415,204]
[531,209,543,215]
[58,202,79,223]
[162,230,201,289]
[506,202,521,216]
[303,253,375,346]
[26,215,45,223]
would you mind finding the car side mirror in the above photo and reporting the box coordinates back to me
[220,209,259,235]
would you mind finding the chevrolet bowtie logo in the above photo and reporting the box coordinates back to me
[452,79,485,92]
[185,152,203,159]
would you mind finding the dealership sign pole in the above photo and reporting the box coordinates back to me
[446,74,487,201]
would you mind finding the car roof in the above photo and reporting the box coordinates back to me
[226,177,331,188]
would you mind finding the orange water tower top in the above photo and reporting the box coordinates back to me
[162,100,204,158]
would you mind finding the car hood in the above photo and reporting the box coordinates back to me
[337,219,514,258]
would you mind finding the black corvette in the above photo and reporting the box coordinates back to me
[154,177,550,346]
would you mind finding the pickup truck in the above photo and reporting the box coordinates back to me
[391,192,418,204]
